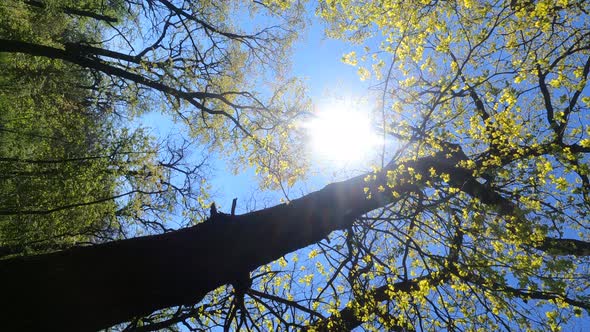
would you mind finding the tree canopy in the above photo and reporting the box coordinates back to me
[1,0,590,331]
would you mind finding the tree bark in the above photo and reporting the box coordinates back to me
[1,141,587,330]
[0,150,454,331]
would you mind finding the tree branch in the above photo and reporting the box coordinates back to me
[24,0,119,23]
[0,39,251,136]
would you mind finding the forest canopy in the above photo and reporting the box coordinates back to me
[1,0,589,331]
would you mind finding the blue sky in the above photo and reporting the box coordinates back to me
[139,11,377,215]
[212,18,382,213]
[131,3,589,330]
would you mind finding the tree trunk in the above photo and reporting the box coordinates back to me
[1,137,586,330]
[0,163,391,330]
[0,38,462,331]
[1,142,467,331]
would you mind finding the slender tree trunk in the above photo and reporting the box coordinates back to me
[0,39,211,102]
[24,0,119,23]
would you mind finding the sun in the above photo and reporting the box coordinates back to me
[305,101,380,164]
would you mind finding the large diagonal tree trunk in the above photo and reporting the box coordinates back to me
[0,150,465,331]
[1,142,587,330]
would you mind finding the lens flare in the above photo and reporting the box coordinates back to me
[305,105,379,164]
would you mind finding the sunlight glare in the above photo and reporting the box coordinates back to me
[306,102,380,164]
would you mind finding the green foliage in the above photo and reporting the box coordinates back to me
[0,54,113,254]
[0,0,124,45]
[6,0,589,331]
[145,0,588,330]
[0,1,183,257]
[280,1,590,330]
